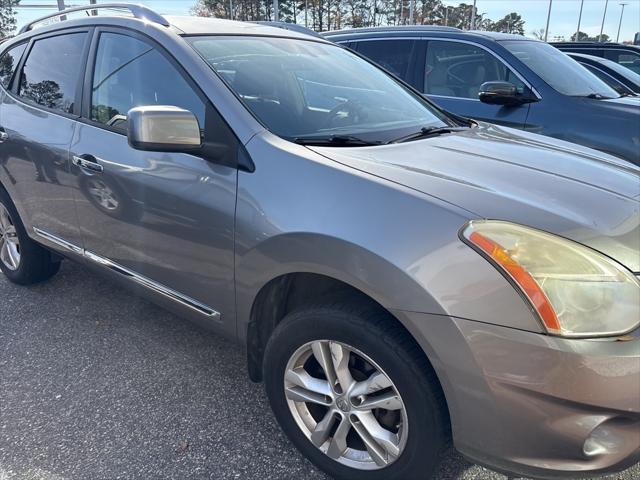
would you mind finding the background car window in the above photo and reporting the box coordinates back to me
[425,40,526,99]
[18,33,87,113]
[580,64,628,94]
[604,50,640,74]
[91,32,205,131]
[503,41,619,98]
[0,43,27,90]
[355,40,416,79]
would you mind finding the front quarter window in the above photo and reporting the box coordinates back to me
[502,40,620,98]
[188,36,454,144]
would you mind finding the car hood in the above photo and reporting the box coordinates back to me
[309,123,640,271]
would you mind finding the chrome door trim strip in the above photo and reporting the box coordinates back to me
[33,227,84,255]
[32,227,220,319]
[83,250,220,318]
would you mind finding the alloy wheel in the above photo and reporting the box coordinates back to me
[284,340,408,471]
[0,203,20,271]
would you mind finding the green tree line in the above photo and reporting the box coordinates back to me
[192,0,526,34]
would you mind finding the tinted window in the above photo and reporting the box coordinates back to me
[502,40,619,98]
[0,43,27,89]
[425,40,526,99]
[355,40,416,79]
[581,64,629,95]
[19,33,87,113]
[91,32,205,131]
[603,49,640,74]
[189,36,453,143]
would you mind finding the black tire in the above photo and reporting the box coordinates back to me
[264,301,449,480]
[0,187,61,285]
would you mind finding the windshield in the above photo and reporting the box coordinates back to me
[188,36,453,143]
[501,40,620,98]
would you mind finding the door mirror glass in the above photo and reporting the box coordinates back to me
[479,81,527,105]
[127,106,202,152]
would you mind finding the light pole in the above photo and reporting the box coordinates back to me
[409,0,414,25]
[444,6,449,27]
[616,2,628,42]
[575,0,584,41]
[470,0,477,30]
[274,0,279,21]
[544,0,553,42]
[229,0,233,20]
[305,0,308,28]
[599,0,609,42]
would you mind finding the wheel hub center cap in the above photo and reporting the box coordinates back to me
[336,397,350,412]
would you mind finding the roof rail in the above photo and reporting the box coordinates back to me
[18,3,169,35]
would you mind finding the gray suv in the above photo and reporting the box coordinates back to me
[0,6,639,480]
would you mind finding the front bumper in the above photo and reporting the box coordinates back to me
[393,310,640,479]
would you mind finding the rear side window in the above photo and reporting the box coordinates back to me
[355,40,416,80]
[0,43,27,90]
[18,33,87,113]
[90,32,205,131]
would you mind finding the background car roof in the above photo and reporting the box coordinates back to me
[323,26,534,43]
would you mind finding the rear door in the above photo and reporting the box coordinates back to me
[421,39,532,128]
[352,39,424,90]
[0,30,90,250]
[69,28,239,334]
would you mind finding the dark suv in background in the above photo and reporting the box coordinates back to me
[325,27,640,165]
[552,42,640,74]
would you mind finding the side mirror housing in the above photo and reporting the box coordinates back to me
[478,81,533,106]
[128,106,202,153]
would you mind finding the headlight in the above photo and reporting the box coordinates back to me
[462,220,640,338]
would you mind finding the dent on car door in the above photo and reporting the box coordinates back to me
[0,32,89,250]
[69,30,239,335]
[422,40,531,128]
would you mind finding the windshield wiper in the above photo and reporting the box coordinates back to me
[292,135,382,147]
[387,126,470,144]
[584,93,615,100]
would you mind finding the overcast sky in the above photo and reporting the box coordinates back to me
[14,0,640,42]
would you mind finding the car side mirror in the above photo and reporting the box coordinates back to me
[127,106,202,153]
[478,81,531,106]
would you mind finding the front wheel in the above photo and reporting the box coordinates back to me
[264,302,449,480]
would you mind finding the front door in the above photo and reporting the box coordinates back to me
[422,40,531,129]
[69,29,239,333]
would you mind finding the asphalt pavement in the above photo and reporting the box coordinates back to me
[1,261,638,480]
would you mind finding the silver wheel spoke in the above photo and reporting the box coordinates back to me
[351,372,393,397]
[326,415,351,460]
[311,341,339,393]
[1,239,18,270]
[359,391,403,411]
[310,410,337,447]
[329,342,354,393]
[285,385,332,406]
[285,367,332,403]
[351,410,401,466]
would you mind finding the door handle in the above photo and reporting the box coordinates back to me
[72,154,103,174]
[0,128,8,143]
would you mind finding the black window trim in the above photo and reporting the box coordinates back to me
[8,27,93,120]
[80,26,245,171]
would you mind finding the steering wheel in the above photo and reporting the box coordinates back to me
[322,100,364,129]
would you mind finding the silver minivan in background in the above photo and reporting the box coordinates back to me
[0,6,638,480]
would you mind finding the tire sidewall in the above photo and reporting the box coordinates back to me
[264,307,446,480]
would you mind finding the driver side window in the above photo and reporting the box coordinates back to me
[91,32,205,131]
[424,40,526,100]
